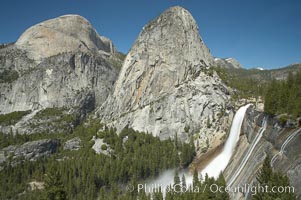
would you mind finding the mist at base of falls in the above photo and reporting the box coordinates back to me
[143,169,193,194]
[144,104,251,193]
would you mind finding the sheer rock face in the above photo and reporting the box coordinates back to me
[15,15,115,62]
[225,108,301,199]
[0,50,119,114]
[0,15,120,114]
[113,6,213,109]
[99,6,230,142]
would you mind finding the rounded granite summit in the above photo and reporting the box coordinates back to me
[16,14,115,62]
[113,5,214,104]
[100,6,227,140]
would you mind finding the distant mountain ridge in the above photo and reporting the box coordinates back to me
[214,57,242,69]
[224,62,301,82]
[214,57,301,81]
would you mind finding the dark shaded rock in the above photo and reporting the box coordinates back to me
[0,139,59,168]
[64,137,82,151]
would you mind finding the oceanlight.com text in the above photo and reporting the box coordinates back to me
[127,183,295,196]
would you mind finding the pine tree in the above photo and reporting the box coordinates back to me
[173,169,181,193]
[253,156,296,200]
[181,174,187,190]
[43,167,67,200]
[192,169,199,188]
[137,189,149,200]
[165,185,174,200]
[152,187,163,200]
[256,156,272,185]
[216,173,230,200]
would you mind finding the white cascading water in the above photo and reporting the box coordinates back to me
[201,104,251,179]
[144,104,251,195]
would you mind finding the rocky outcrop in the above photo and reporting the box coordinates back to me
[269,127,301,199]
[0,49,119,115]
[224,106,301,199]
[15,15,115,62]
[0,108,78,135]
[92,137,113,156]
[214,57,242,69]
[0,139,59,168]
[0,14,122,116]
[64,137,82,151]
[98,6,231,145]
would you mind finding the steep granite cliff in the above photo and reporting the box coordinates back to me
[224,106,301,199]
[0,15,121,115]
[98,6,231,147]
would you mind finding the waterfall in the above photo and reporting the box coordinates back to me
[142,104,251,194]
[201,104,251,179]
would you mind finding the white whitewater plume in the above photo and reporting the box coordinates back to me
[144,169,193,195]
[139,104,251,196]
[201,104,252,179]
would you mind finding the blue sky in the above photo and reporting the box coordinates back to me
[1,0,300,69]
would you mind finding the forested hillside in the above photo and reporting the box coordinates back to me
[214,67,265,99]
[215,65,301,121]
[264,71,301,118]
[0,119,195,199]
